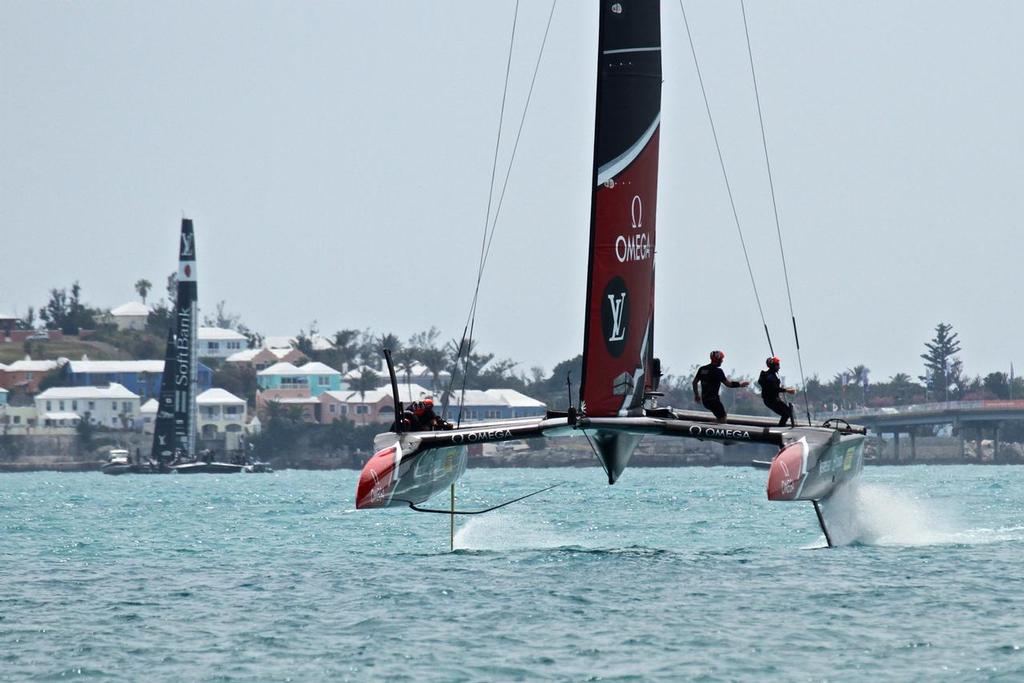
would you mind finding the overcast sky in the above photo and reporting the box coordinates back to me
[2,1,1021,385]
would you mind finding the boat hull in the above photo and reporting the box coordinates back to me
[171,462,246,474]
[767,431,865,501]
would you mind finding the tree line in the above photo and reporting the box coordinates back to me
[15,279,1020,415]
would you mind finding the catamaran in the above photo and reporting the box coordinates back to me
[355,0,865,545]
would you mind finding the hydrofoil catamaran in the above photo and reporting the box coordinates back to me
[355,0,865,547]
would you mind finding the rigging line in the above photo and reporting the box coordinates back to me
[739,0,811,424]
[443,0,522,425]
[679,0,773,357]
[479,0,559,276]
[458,0,559,425]
[475,0,521,279]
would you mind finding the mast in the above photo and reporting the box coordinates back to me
[579,0,662,418]
[177,218,198,459]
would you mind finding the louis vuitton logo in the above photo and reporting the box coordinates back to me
[607,292,627,342]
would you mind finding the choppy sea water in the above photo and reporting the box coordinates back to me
[2,465,1023,682]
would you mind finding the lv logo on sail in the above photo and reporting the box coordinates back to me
[607,292,627,342]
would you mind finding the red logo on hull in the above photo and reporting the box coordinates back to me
[767,443,805,501]
[356,446,397,509]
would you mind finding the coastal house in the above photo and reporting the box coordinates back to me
[256,361,341,397]
[319,382,435,426]
[0,313,21,339]
[34,383,141,429]
[61,357,213,401]
[197,388,247,449]
[0,356,63,393]
[442,388,547,423]
[140,398,158,434]
[226,346,307,371]
[1,406,38,434]
[108,302,151,331]
[261,395,321,423]
[197,327,248,360]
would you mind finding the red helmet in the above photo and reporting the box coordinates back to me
[710,350,725,363]
[423,397,434,407]
[767,356,781,368]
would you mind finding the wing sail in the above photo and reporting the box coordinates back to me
[580,0,662,419]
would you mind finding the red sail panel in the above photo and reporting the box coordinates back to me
[580,0,662,417]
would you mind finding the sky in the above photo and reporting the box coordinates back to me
[2,1,1022,386]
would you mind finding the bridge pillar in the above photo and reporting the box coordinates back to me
[893,432,900,461]
[910,430,917,461]
[995,422,1002,462]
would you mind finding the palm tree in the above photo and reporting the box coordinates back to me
[331,329,361,371]
[418,346,448,393]
[134,279,152,304]
[349,368,380,425]
[393,346,418,401]
[846,365,870,406]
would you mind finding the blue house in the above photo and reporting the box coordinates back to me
[257,361,342,397]
[62,359,213,401]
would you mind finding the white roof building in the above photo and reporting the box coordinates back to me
[35,383,142,430]
[322,382,434,406]
[198,327,248,359]
[197,388,248,443]
[67,359,165,374]
[4,357,62,373]
[36,383,139,401]
[197,387,247,406]
[109,302,151,331]
[319,383,434,425]
[110,302,151,317]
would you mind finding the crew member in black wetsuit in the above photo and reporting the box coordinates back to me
[758,356,797,427]
[692,350,749,421]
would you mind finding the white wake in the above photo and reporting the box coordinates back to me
[821,481,1024,547]
[453,513,577,552]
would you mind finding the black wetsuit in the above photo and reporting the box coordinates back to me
[693,363,739,420]
[758,368,795,427]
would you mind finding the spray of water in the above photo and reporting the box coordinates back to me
[453,513,576,552]
[820,481,1024,547]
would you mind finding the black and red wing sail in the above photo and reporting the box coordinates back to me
[580,0,662,418]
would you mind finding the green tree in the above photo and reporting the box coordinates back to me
[165,271,178,307]
[203,300,244,330]
[39,280,97,334]
[920,322,962,401]
[331,329,362,370]
[134,279,152,304]
[392,345,418,401]
[349,368,381,425]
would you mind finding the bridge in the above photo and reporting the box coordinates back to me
[820,400,1024,461]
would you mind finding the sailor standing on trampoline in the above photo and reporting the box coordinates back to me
[692,350,749,421]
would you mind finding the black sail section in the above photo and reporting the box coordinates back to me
[150,218,198,463]
[151,326,178,463]
[580,0,662,420]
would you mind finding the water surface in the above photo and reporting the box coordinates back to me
[2,466,1023,681]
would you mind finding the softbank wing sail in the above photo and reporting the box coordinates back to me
[150,218,198,464]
